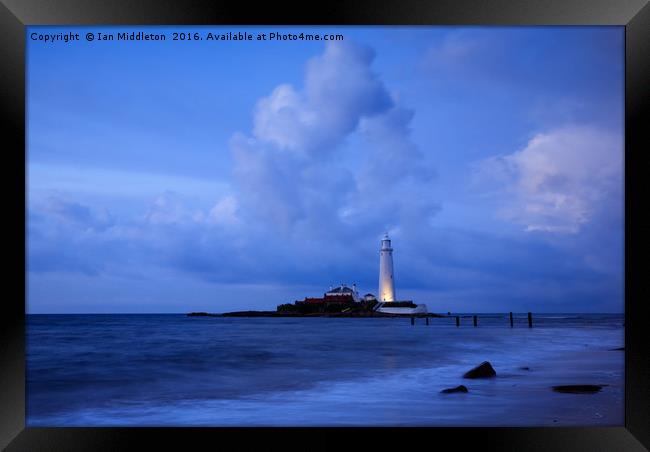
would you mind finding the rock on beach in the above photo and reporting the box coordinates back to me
[463,361,496,379]
[552,385,604,394]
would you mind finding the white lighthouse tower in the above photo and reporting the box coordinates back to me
[379,233,396,302]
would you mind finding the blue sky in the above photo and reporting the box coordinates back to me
[27,26,624,313]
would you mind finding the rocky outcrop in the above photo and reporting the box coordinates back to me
[441,385,468,394]
[463,361,496,378]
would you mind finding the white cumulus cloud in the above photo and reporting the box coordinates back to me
[474,125,623,233]
[228,38,440,265]
[251,40,392,155]
[207,195,241,227]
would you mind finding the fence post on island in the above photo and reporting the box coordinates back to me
[456,316,460,327]
[411,316,415,326]
[509,312,514,328]
[426,316,429,325]
[473,315,478,327]
[528,312,533,328]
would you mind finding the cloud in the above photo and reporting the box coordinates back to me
[28,197,119,275]
[473,125,623,233]
[424,29,492,69]
[420,28,624,135]
[422,28,623,92]
[207,195,241,227]
[36,196,113,231]
[252,41,392,155]
[231,40,438,240]
[140,191,242,229]
[350,106,439,227]
[143,191,202,226]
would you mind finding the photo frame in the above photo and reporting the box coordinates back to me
[2,0,648,449]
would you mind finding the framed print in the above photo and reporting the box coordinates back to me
[1,0,648,450]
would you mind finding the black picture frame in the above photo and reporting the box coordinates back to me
[2,0,648,450]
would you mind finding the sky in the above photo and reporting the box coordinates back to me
[26,26,624,313]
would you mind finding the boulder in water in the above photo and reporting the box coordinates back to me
[441,385,468,394]
[463,361,496,379]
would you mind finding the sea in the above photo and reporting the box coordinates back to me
[26,313,624,427]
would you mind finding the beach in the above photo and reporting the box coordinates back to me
[26,313,624,426]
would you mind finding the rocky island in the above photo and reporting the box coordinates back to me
[189,235,437,319]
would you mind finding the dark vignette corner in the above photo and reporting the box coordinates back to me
[0,0,26,451]
[625,1,650,450]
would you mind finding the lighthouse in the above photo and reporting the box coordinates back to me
[378,233,396,302]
